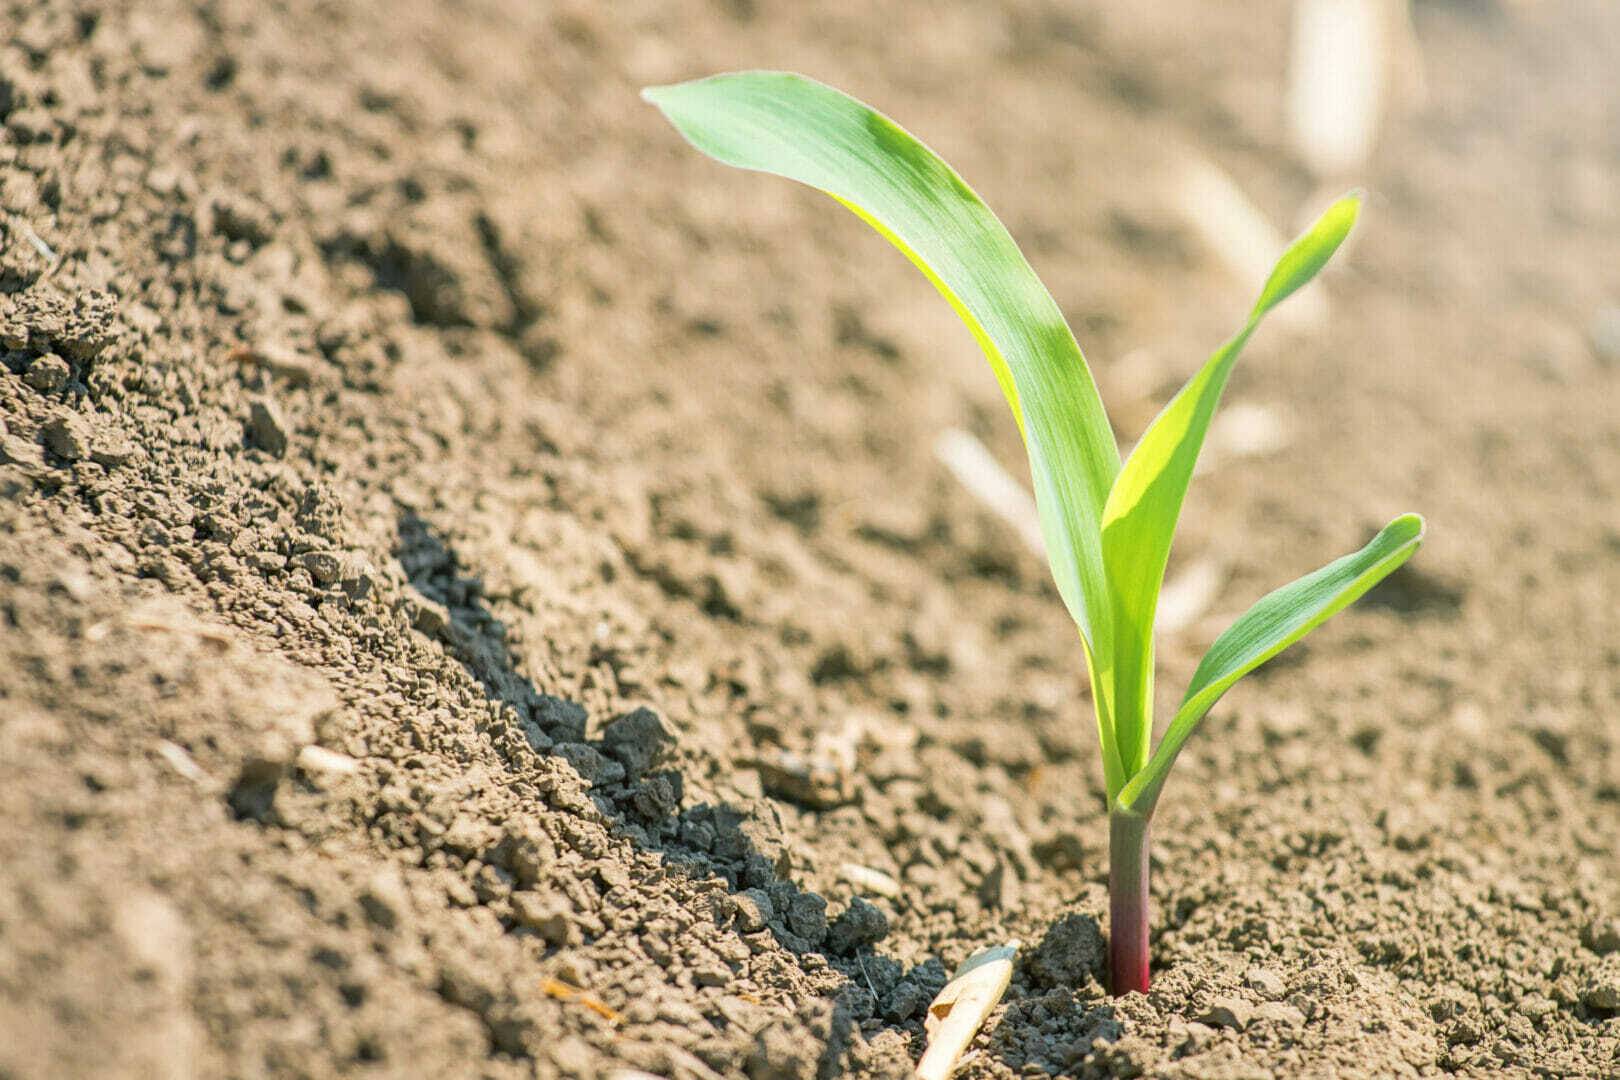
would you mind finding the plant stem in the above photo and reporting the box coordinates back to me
[1108,809,1151,995]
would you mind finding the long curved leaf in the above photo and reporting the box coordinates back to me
[1099,195,1361,780]
[642,72,1121,663]
[1117,513,1425,813]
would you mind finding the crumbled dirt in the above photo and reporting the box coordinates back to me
[2,1,1618,1077]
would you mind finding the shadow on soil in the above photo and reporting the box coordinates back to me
[395,511,964,1046]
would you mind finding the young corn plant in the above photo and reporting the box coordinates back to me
[644,71,1424,995]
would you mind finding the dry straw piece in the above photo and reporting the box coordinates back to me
[915,942,1019,1080]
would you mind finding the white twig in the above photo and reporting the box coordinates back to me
[1155,559,1226,635]
[1199,402,1289,474]
[1175,157,1328,328]
[840,862,903,899]
[22,223,56,263]
[1289,0,1388,178]
[156,740,209,783]
[934,428,1045,556]
[297,745,361,775]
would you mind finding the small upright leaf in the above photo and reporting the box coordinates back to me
[1098,195,1360,781]
[1118,513,1425,814]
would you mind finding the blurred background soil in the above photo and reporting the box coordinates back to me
[1,1,1617,1076]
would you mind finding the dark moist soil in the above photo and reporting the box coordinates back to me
[2,1,1618,1077]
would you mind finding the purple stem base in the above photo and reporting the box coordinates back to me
[1109,810,1151,996]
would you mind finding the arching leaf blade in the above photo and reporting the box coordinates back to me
[642,71,1121,650]
[1117,513,1425,814]
[831,196,1024,440]
[1098,194,1361,780]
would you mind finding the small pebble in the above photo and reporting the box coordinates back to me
[90,432,136,467]
[827,897,889,954]
[238,343,317,386]
[1518,994,1556,1021]
[1199,996,1254,1030]
[601,707,673,778]
[784,892,828,944]
[1581,978,1620,1013]
[1582,916,1620,955]
[693,963,731,988]
[409,596,452,639]
[512,893,576,944]
[42,414,91,460]
[249,550,287,573]
[884,979,931,1021]
[1246,966,1287,999]
[301,550,342,584]
[248,397,288,456]
[730,888,773,933]
[596,862,631,892]
[1174,1020,1216,1050]
[1252,1001,1306,1028]
[156,740,208,782]
[23,352,71,392]
[358,867,410,930]
[629,775,678,819]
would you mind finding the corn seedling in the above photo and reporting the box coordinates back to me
[644,71,1424,995]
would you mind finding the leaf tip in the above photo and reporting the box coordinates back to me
[640,82,679,109]
[1250,190,1363,318]
[1324,189,1363,233]
[1392,511,1426,545]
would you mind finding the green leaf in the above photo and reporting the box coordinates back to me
[642,71,1121,664]
[1117,513,1425,814]
[1098,195,1360,782]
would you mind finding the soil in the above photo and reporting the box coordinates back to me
[2,1,1618,1077]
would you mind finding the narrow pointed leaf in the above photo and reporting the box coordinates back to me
[642,72,1121,660]
[1098,195,1360,781]
[1118,513,1425,813]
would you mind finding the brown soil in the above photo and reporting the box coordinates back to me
[2,1,1618,1077]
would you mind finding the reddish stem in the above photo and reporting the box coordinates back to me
[1108,810,1151,995]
